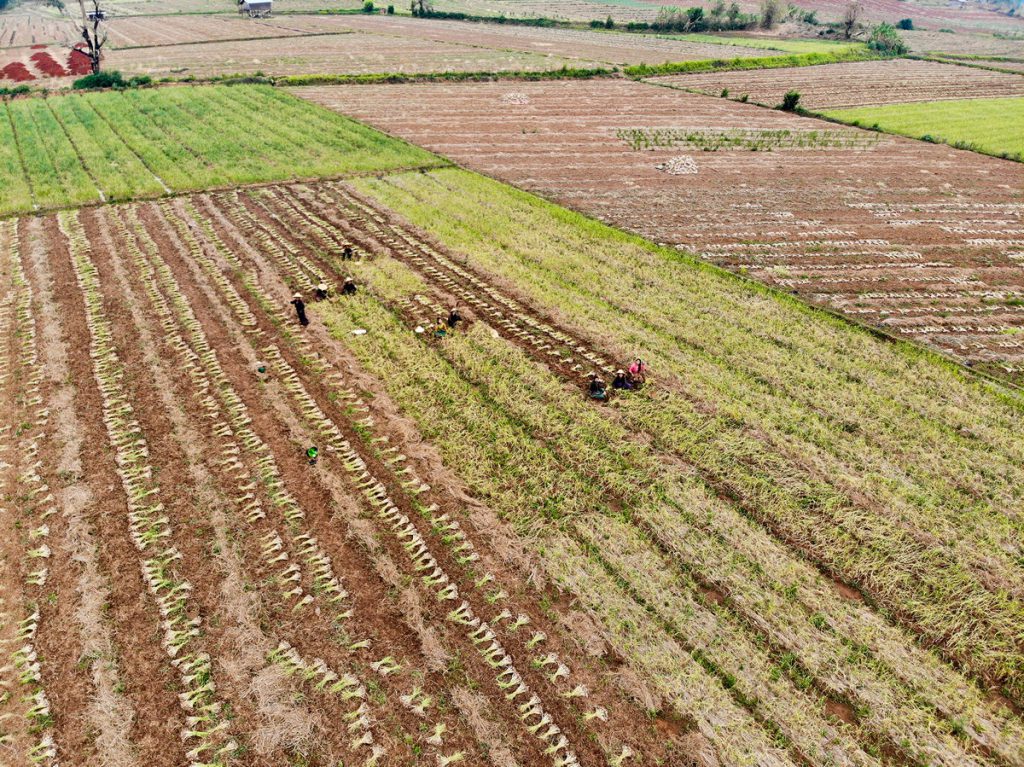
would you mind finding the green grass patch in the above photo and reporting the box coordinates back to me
[0,84,442,217]
[665,33,866,55]
[627,45,876,77]
[823,96,1024,160]
[276,66,615,86]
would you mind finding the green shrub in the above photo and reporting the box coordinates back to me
[362,0,374,11]
[589,18,604,27]
[739,93,748,102]
[72,71,126,90]
[605,15,615,28]
[0,84,32,97]
[868,22,908,55]
[779,90,801,111]
[387,3,394,12]
[897,17,913,29]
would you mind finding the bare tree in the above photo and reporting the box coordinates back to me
[842,0,862,38]
[77,0,107,74]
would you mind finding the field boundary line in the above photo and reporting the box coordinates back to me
[109,29,356,51]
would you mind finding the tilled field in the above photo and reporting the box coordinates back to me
[338,15,769,66]
[0,192,680,767]
[299,78,1024,376]
[651,57,1024,108]
[103,15,325,48]
[105,30,601,78]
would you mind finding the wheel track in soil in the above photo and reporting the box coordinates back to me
[235,180,1024,766]
[157,192,671,767]
[22,214,189,767]
[138,195,603,767]
[103,199,482,766]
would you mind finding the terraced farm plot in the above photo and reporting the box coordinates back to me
[650,57,1024,108]
[3,168,1024,767]
[106,30,604,78]
[299,78,1024,375]
[0,84,438,216]
[0,6,75,47]
[902,28,1024,57]
[824,96,1024,158]
[103,14,330,48]
[337,15,769,65]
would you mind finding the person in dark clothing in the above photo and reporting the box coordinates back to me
[612,369,632,390]
[314,282,329,301]
[588,372,607,400]
[342,278,357,296]
[446,306,462,329]
[290,293,309,327]
[342,246,354,261]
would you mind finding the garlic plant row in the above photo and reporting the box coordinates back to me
[60,211,236,767]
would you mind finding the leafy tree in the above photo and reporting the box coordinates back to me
[779,90,801,111]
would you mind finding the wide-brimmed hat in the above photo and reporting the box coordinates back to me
[293,292,302,300]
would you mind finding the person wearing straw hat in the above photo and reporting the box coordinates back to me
[612,369,632,391]
[290,292,309,327]
[314,282,330,301]
[588,372,607,400]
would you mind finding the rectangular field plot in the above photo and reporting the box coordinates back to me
[0,84,439,215]
[103,14,322,48]
[650,58,1024,109]
[298,78,1024,374]
[824,96,1024,159]
[106,29,603,78]
[3,174,1024,767]
[337,15,769,66]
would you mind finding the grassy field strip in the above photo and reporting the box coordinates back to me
[625,46,877,77]
[0,85,443,217]
[161,194,639,766]
[352,171,1024,544]
[347,169,1024,702]
[822,97,1024,160]
[329,240,1020,766]
[59,209,240,766]
[664,34,866,55]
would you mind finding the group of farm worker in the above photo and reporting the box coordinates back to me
[290,276,358,326]
[588,359,648,400]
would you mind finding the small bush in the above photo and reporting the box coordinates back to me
[605,15,615,28]
[897,17,913,29]
[779,89,801,111]
[128,74,152,87]
[868,22,908,54]
[739,93,749,102]
[361,0,374,12]
[589,18,604,27]
[387,3,394,12]
[720,88,729,97]
[802,9,818,23]
[0,84,31,97]
[760,0,783,27]
[72,70,125,90]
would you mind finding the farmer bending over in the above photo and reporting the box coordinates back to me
[315,282,330,301]
[342,245,354,261]
[588,372,607,401]
[447,306,462,329]
[342,278,358,296]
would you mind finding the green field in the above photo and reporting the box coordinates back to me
[668,33,866,55]
[0,84,439,217]
[823,96,1024,159]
